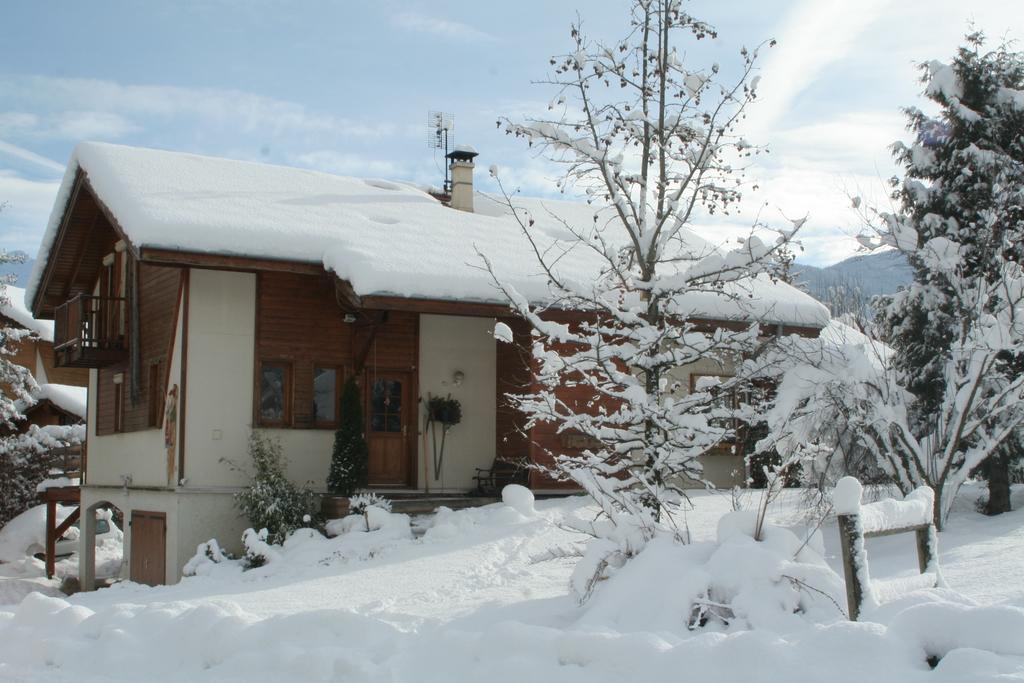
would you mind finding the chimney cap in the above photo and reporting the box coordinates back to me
[446,144,478,162]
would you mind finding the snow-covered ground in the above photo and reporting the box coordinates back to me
[0,484,1021,682]
[0,504,124,606]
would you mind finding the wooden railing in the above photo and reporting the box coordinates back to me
[834,477,939,620]
[53,295,127,367]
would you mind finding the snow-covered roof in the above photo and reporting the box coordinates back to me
[819,320,892,368]
[28,142,830,327]
[16,383,88,420]
[1,286,54,342]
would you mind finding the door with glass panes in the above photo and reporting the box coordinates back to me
[365,370,413,486]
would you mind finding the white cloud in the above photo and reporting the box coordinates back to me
[0,76,400,142]
[50,111,140,140]
[0,140,64,174]
[291,150,405,178]
[393,11,497,43]
[747,0,892,136]
[0,171,61,253]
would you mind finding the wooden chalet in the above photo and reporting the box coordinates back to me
[26,142,830,587]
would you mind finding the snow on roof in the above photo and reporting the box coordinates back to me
[1,286,54,342]
[819,319,892,368]
[28,142,830,327]
[16,383,88,420]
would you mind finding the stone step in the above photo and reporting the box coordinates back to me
[390,496,498,516]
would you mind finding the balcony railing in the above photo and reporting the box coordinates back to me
[53,295,127,368]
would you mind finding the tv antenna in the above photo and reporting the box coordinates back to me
[427,111,454,193]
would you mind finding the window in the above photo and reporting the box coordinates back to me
[312,366,338,426]
[148,361,164,428]
[370,378,403,433]
[258,362,291,426]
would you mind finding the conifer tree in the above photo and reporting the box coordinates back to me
[875,33,1024,516]
[327,377,368,496]
[760,34,1024,530]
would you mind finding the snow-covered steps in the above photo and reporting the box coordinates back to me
[388,495,499,516]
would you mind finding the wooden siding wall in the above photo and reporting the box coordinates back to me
[519,316,822,490]
[96,263,182,435]
[4,337,37,382]
[255,272,418,427]
[527,351,609,490]
[37,343,89,386]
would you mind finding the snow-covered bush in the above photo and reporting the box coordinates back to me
[328,494,400,535]
[182,539,232,577]
[241,528,280,569]
[575,513,846,630]
[228,432,318,544]
[348,492,391,516]
[0,425,84,528]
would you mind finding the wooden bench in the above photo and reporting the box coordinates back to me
[473,457,529,496]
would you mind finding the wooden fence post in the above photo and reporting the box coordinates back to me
[837,512,867,621]
[834,477,939,621]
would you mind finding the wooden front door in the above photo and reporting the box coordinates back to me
[366,371,413,487]
[130,510,166,586]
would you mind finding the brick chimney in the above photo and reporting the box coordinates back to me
[446,145,478,213]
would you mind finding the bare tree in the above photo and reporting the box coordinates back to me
[481,0,803,596]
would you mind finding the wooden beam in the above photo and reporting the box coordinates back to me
[140,248,323,275]
[160,271,187,429]
[177,269,190,485]
[354,311,388,374]
[334,277,362,310]
[360,295,515,318]
[53,507,81,541]
[44,505,80,579]
[45,499,56,579]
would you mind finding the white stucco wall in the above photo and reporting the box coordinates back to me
[175,490,248,568]
[181,269,256,489]
[417,315,497,492]
[34,349,48,384]
[79,485,246,586]
[260,428,333,488]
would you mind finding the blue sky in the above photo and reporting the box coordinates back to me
[1,0,1021,266]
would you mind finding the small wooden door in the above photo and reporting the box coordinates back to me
[366,371,413,487]
[130,510,166,586]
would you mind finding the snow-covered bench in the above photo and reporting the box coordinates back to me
[833,476,939,620]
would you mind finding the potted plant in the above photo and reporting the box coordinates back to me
[323,377,368,518]
[426,394,462,480]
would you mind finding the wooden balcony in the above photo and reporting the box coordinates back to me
[53,295,127,368]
